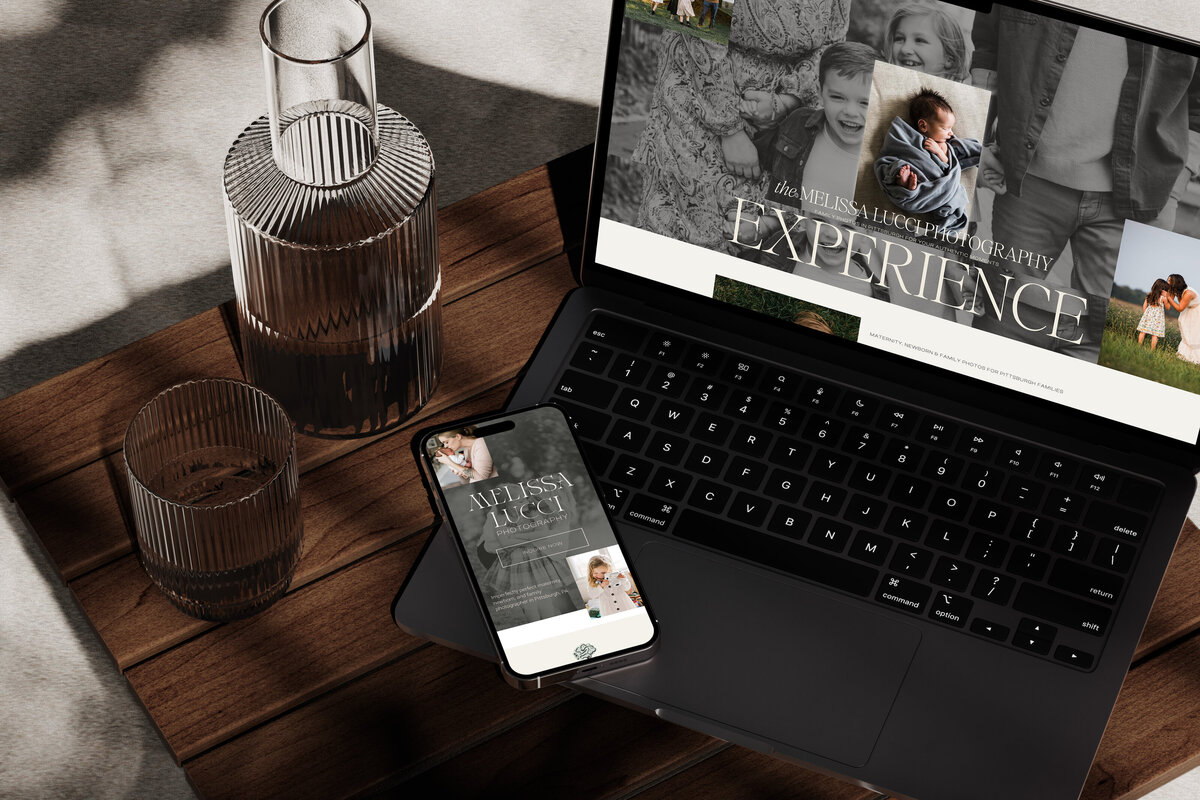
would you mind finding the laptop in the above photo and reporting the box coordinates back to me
[395,1,1200,797]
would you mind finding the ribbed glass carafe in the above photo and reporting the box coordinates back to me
[223,0,441,438]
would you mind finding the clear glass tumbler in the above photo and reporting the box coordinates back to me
[123,379,302,622]
[223,0,442,438]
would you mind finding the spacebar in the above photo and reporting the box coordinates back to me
[675,510,879,597]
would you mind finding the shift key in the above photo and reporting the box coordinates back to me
[555,370,617,409]
[1014,584,1111,636]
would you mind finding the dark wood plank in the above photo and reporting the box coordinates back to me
[0,308,242,496]
[71,381,513,671]
[0,157,573,498]
[632,745,882,800]
[392,694,724,799]
[126,539,426,762]
[1083,633,1200,800]
[185,645,571,800]
[1133,519,1200,660]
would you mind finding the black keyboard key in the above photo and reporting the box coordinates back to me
[1093,539,1135,573]
[1037,452,1079,486]
[768,437,810,470]
[685,443,727,477]
[571,342,613,373]
[969,500,1010,534]
[846,494,886,528]
[926,520,968,555]
[929,591,973,628]
[971,618,1009,641]
[1044,489,1086,522]
[768,505,812,539]
[888,475,930,508]
[729,492,771,527]
[877,575,932,614]
[846,426,883,460]
[1008,545,1050,580]
[890,546,933,578]
[614,387,655,421]
[1048,560,1122,604]
[962,464,1003,497]
[803,482,846,516]
[675,510,879,596]
[965,532,1008,567]
[809,519,852,552]
[759,367,802,399]
[606,419,650,453]
[645,431,687,466]
[609,354,651,385]
[838,392,879,424]
[689,480,731,514]
[600,483,629,515]
[810,449,851,482]
[643,330,685,363]
[651,400,694,433]
[922,452,964,484]
[691,412,732,445]
[624,493,679,532]
[917,417,958,448]
[1018,619,1057,639]
[929,486,970,521]
[686,378,727,409]
[882,440,924,471]
[972,570,1016,605]
[1077,467,1118,499]
[799,381,841,411]
[725,357,763,387]
[731,425,772,457]
[1001,476,1044,508]
[1084,501,1148,543]
[849,462,891,495]
[879,404,918,436]
[1054,645,1095,669]
[957,428,998,460]
[724,391,766,424]
[802,415,844,447]
[554,400,609,441]
[681,343,725,374]
[1051,526,1093,560]
[647,365,689,398]
[884,507,927,541]
[763,401,803,435]
[725,456,768,490]
[1011,513,1052,548]
[1013,632,1053,655]
[1116,477,1160,513]
[587,314,648,351]
[931,556,974,592]
[648,467,692,502]
[997,441,1038,473]
[850,530,892,565]
[555,370,617,409]
[610,454,653,488]
[1013,584,1111,636]
[764,469,806,504]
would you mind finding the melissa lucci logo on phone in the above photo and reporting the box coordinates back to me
[574,643,597,661]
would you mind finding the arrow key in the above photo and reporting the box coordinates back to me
[1054,645,1095,670]
[1018,618,1058,640]
[970,618,1009,642]
[1013,632,1053,656]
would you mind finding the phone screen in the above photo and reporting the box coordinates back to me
[423,406,656,677]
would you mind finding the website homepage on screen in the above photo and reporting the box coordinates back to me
[598,1,1200,443]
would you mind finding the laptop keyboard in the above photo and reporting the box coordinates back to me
[551,313,1161,671]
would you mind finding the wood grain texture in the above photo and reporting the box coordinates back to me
[0,308,242,495]
[392,693,725,799]
[633,745,884,800]
[1133,520,1200,660]
[1083,632,1200,800]
[185,645,572,800]
[70,382,514,671]
[126,538,426,762]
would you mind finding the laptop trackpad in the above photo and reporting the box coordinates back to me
[603,539,921,768]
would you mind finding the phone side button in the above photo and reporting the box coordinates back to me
[624,494,679,532]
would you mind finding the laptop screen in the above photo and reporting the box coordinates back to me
[593,0,1200,444]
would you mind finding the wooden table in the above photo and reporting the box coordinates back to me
[3,147,1200,800]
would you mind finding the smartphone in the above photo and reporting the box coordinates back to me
[413,404,659,689]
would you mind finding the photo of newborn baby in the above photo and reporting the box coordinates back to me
[874,88,981,232]
[851,61,992,238]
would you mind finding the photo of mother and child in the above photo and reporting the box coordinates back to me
[1135,275,1200,361]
